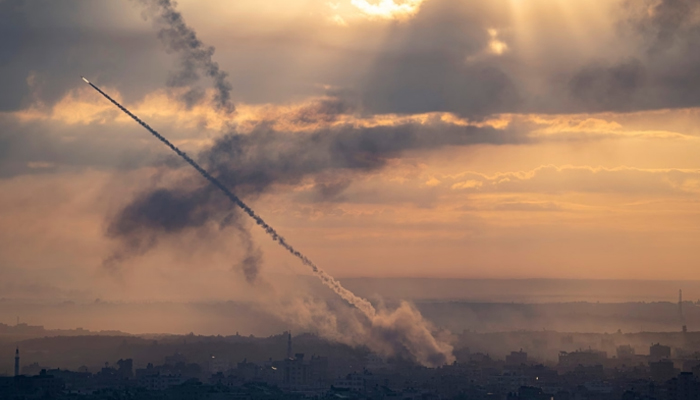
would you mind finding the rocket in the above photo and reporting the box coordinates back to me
[78,76,377,318]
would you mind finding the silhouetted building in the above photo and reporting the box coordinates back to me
[506,350,528,365]
[46,368,92,392]
[209,355,229,374]
[116,358,133,379]
[164,352,187,366]
[650,343,672,362]
[666,372,700,400]
[507,386,550,400]
[334,372,365,392]
[558,349,607,371]
[13,370,64,397]
[650,359,678,382]
[14,347,19,377]
[617,345,636,360]
[280,353,329,393]
[21,362,47,376]
[140,373,186,390]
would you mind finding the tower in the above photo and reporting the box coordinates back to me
[679,289,687,333]
[287,331,292,360]
[14,347,19,377]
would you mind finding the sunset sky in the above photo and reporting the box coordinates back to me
[2,0,700,303]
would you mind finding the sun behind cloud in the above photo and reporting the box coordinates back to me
[350,0,425,20]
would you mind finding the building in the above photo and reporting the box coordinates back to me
[666,372,700,400]
[650,359,678,382]
[13,370,65,397]
[334,372,365,392]
[139,373,186,390]
[617,345,635,360]
[506,350,528,365]
[14,347,19,377]
[116,359,133,379]
[276,353,329,393]
[558,349,607,371]
[209,355,229,374]
[507,386,550,400]
[650,343,672,362]
[365,353,387,371]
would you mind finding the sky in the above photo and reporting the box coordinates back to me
[2,0,700,303]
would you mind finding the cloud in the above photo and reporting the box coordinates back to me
[0,0,169,112]
[103,116,517,264]
[361,0,519,118]
[350,0,425,20]
[491,201,564,212]
[638,0,700,52]
[3,0,700,118]
[569,58,647,112]
[561,0,700,112]
[448,165,700,196]
[451,180,482,190]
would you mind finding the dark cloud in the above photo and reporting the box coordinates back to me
[105,119,519,270]
[361,0,518,118]
[569,58,646,112]
[292,97,355,125]
[203,121,516,194]
[564,0,700,112]
[3,0,700,117]
[0,115,158,178]
[0,0,169,111]
[364,56,519,118]
[359,0,700,115]
[645,0,700,52]
[0,0,234,113]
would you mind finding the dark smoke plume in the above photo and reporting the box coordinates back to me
[85,78,459,365]
[137,0,234,113]
[104,105,517,279]
[235,225,263,284]
[105,118,516,260]
[84,78,375,317]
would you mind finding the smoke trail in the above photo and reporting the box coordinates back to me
[83,77,375,318]
[137,0,234,113]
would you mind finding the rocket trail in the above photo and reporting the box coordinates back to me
[82,77,376,319]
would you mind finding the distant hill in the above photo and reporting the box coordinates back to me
[0,322,128,343]
[338,277,700,303]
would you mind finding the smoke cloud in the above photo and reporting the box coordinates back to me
[268,295,454,366]
[137,0,234,113]
[105,108,516,274]
[85,79,456,366]
[644,0,700,52]
[235,225,263,284]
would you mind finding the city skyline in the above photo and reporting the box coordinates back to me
[2,0,700,389]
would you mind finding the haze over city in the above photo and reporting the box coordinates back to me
[1,0,700,399]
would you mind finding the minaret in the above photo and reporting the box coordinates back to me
[14,347,19,377]
[680,289,688,335]
[287,331,292,359]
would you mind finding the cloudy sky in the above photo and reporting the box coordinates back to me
[2,0,700,302]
